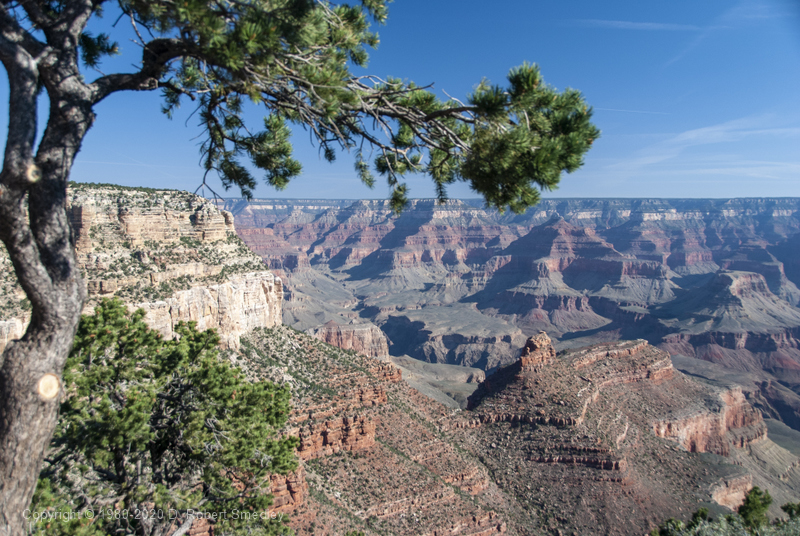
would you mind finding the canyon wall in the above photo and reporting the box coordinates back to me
[136,272,282,349]
[195,324,800,536]
[224,197,800,430]
[652,387,768,456]
[160,323,800,535]
[241,326,506,536]
[0,185,282,352]
[455,333,797,533]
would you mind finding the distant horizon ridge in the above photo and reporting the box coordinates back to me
[67,182,800,203]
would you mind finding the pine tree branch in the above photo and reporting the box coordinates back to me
[89,38,197,102]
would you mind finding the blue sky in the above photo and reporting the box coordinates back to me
[3,0,800,200]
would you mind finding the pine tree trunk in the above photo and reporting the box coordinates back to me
[0,4,153,531]
[0,168,87,535]
[0,67,91,535]
[0,289,84,536]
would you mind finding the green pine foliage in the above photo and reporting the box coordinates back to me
[462,63,599,213]
[30,299,298,536]
[781,501,800,520]
[650,516,800,536]
[738,487,772,529]
[77,0,598,213]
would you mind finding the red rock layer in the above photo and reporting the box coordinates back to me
[184,467,307,536]
[270,467,308,513]
[294,415,376,460]
[368,361,402,383]
[306,320,390,358]
[468,335,762,465]
[449,332,782,535]
[236,228,311,272]
[241,327,507,536]
[518,331,556,369]
[419,512,507,536]
[224,198,800,412]
[652,388,767,455]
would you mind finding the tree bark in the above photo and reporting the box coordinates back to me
[0,115,90,536]
[0,4,184,531]
[0,5,93,534]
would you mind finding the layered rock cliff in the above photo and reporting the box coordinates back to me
[0,184,282,352]
[453,333,796,535]
[306,320,389,358]
[136,272,282,349]
[652,387,768,456]
[239,326,505,536]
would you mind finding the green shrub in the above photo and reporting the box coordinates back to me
[781,502,800,520]
[30,299,298,536]
[739,487,772,529]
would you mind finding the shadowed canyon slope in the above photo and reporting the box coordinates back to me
[225,197,800,430]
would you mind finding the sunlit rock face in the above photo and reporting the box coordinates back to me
[0,184,282,351]
[305,320,390,358]
[136,272,282,349]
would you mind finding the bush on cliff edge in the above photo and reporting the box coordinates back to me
[28,299,298,536]
[652,489,800,536]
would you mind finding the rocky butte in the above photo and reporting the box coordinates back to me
[2,187,800,535]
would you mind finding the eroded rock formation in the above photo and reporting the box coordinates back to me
[306,320,389,358]
[653,387,767,455]
[519,331,557,369]
[136,272,282,349]
[451,333,794,534]
[232,327,800,535]
[241,326,504,536]
[0,185,282,351]
[294,415,377,460]
[269,467,309,514]
[224,197,800,433]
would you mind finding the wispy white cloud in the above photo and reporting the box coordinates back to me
[563,153,800,198]
[608,115,800,174]
[683,161,800,180]
[595,108,670,115]
[577,19,701,31]
[724,1,795,20]
[665,0,793,65]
